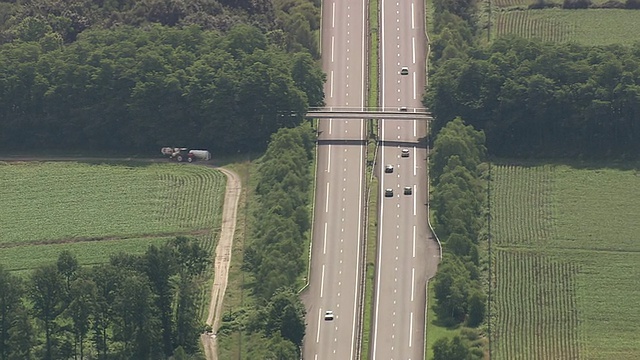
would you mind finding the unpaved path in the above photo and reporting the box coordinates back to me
[200,167,241,360]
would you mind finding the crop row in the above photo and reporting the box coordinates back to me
[492,164,554,246]
[159,166,226,232]
[493,249,580,359]
[494,11,574,43]
[0,162,225,245]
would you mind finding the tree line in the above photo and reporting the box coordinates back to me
[0,0,321,57]
[0,23,325,155]
[426,37,640,158]
[0,236,208,360]
[430,118,487,360]
[218,123,315,359]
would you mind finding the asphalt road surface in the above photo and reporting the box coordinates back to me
[371,0,440,359]
[301,0,368,359]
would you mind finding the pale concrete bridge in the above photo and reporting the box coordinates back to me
[305,107,432,120]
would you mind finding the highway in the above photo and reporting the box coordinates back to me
[301,0,368,359]
[371,0,440,359]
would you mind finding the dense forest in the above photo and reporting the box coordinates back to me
[0,0,324,154]
[0,237,208,360]
[427,39,640,158]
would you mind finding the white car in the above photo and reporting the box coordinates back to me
[324,310,334,321]
[400,66,409,75]
[401,148,410,157]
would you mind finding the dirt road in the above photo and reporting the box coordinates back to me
[201,167,241,360]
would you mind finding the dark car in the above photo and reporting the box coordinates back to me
[385,164,394,173]
[385,188,394,197]
[404,186,412,195]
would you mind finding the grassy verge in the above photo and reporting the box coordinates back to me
[360,137,379,360]
[360,0,380,357]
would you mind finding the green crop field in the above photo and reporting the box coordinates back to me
[0,161,226,317]
[492,9,640,45]
[491,162,640,359]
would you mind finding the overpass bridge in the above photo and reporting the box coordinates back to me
[305,107,432,120]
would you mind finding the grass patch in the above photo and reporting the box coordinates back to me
[0,236,171,272]
[492,9,640,45]
[491,161,640,359]
[425,281,463,359]
[0,161,225,246]
[360,0,380,356]
[360,151,378,360]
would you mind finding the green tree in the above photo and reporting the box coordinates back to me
[142,244,176,356]
[57,250,79,293]
[30,264,66,360]
[91,264,120,359]
[433,335,474,360]
[173,274,199,353]
[7,303,34,360]
[433,256,470,324]
[265,288,306,348]
[113,272,161,359]
[430,117,486,183]
[466,289,486,327]
[0,266,25,360]
[65,275,97,360]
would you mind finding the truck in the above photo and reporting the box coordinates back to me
[161,147,211,162]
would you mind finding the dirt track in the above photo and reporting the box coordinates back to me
[200,167,241,360]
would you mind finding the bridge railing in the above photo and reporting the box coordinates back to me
[307,106,430,113]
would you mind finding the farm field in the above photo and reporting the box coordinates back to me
[0,161,225,316]
[492,9,640,45]
[491,162,640,360]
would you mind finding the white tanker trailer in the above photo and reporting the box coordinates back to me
[161,147,211,162]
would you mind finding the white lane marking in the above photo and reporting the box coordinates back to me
[409,312,414,347]
[323,222,328,254]
[413,67,417,99]
[412,36,416,65]
[413,118,417,137]
[320,265,325,298]
[413,147,416,176]
[332,2,336,28]
[412,2,415,29]
[328,144,332,172]
[413,184,417,216]
[331,36,335,63]
[413,226,416,258]
[330,70,334,99]
[315,354,318,360]
[411,268,415,302]
[316,308,322,343]
[325,182,330,212]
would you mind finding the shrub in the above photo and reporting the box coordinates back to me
[562,0,592,8]
[626,0,640,8]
